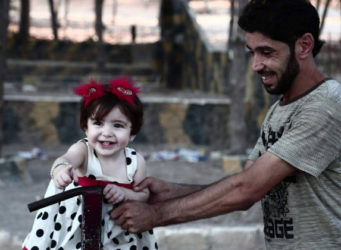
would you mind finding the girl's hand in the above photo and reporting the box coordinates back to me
[103,184,126,204]
[53,165,74,189]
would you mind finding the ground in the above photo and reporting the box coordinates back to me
[0,144,264,249]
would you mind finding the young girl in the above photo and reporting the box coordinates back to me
[22,78,158,250]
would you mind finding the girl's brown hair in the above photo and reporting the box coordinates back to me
[79,92,143,136]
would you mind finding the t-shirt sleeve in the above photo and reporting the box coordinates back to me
[248,136,263,162]
[248,103,278,162]
[268,100,341,177]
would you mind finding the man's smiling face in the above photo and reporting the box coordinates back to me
[246,32,299,95]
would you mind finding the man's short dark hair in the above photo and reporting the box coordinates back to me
[238,0,324,57]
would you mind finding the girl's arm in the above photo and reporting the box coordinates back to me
[125,152,150,201]
[103,153,149,203]
[51,141,87,189]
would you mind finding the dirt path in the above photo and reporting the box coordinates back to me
[0,144,263,249]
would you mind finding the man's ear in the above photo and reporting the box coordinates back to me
[130,135,136,142]
[295,33,314,59]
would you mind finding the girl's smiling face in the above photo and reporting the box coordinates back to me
[85,106,134,158]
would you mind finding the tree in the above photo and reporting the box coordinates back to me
[95,0,105,73]
[318,0,332,36]
[227,0,248,154]
[316,0,321,11]
[0,0,10,156]
[18,0,30,44]
[48,0,59,40]
[228,0,235,49]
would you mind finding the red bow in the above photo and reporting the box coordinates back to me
[74,77,139,107]
[108,77,140,106]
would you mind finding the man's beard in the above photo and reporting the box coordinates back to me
[264,52,300,95]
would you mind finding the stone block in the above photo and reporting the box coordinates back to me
[155,228,209,250]
[0,157,31,185]
[154,226,265,250]
[210,227,266,250]
[222,156,243,173]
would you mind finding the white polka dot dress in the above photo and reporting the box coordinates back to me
[22,140,158,250]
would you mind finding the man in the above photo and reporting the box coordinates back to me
[111,0,341,248]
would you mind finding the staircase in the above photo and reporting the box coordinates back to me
[4,39,232,149]
[5,41,159,93]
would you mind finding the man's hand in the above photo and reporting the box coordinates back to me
[134,177,175,203]
[110,201,159,233]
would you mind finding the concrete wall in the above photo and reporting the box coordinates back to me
[4,95,233,149]
[181,2,229,94]
[159,0,229,94]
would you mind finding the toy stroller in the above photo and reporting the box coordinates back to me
[28,186,103,250]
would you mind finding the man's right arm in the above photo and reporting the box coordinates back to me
[112,152,296,233]
[135,177,206,204]
[150,153,296,227]
[138,160,254,203]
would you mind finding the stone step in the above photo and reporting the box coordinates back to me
[155,225,265,250]
[6,59,160,92]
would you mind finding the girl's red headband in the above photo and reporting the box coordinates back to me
[74,77,140,107]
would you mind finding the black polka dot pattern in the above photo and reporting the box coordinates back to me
[113,237,119,244]
[43,212,49,220]
[77,215,82,223]
[22,147,158,250]
[126,157,132,165]
[59,206,66,214]
[88,174,96,180]
[55,222,62,231]
[71,212,77,220]
[51,240,57,248]
[36,229,44,237]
